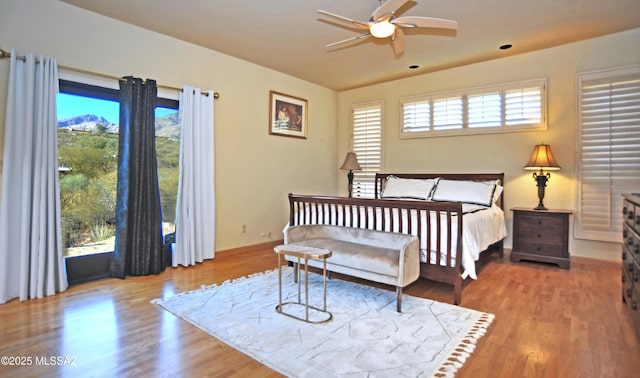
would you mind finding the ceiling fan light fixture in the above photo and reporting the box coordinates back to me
[370,21,395,38]
[318,2,457,53]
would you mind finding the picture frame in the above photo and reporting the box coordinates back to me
[269,90,308,139]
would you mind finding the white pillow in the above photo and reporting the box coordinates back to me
[492,184,504,205]
[381,176,437,200]
[478,179,503,205]
[431,179,496,207]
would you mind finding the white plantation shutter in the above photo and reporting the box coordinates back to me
[505,83,543,126]
[468,88,502,128]
[402,99,430,133]
[576,66,640,242]
[401,79,546,137]
[433,93,463,131]
[401,92,463,133]
[352,101,382,198]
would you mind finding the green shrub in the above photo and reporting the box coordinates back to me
[90,222,115,242]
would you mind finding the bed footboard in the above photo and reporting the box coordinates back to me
[287,193,464,304]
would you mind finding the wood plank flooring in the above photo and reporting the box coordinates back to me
[0,243,638,377]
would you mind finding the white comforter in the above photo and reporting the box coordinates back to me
[448,204,506,279]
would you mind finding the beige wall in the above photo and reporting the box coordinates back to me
[338,28,640,262]
[1,1,638,261]
[0,0,338,251]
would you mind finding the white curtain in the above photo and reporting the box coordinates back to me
[0,50,67,304]
[173,86,215,266]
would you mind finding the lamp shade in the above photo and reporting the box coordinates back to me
[524,144,561,171]
[340,152,362,171]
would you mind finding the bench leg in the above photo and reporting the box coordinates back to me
[396,286,402,313]
[292,262,299,283]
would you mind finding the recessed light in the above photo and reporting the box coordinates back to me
[409,65,419,69]
[499,44,512,50]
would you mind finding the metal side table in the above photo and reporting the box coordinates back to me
[274,244,333,323]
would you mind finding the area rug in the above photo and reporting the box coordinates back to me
[152,267,494,377]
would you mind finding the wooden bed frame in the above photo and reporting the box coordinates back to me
[287,172,504,305]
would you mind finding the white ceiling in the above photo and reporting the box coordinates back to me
[60,0,640,91]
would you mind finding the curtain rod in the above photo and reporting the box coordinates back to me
[0,48,219,99]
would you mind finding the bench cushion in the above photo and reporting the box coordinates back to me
[286,238,399,277]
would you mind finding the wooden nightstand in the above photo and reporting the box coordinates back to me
[510,207,572,269]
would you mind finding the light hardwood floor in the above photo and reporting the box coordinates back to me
[0,242,638,378]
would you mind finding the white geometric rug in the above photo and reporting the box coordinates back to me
[152,267,494,377]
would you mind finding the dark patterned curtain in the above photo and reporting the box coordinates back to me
[112,77,165,278]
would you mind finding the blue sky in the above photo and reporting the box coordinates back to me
[57,93,177,124]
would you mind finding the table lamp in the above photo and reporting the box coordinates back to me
[340,152,362,198]
[524,143,561,210]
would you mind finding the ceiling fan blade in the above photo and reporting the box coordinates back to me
[391,27,405,55]
[372,0,410,22]
[318,10,370,30]
[325,32,371,48]
[392,16,458,30]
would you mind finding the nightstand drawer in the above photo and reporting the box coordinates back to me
[518,228,564,246]
[516,241,564,257]
[515,212,564,231]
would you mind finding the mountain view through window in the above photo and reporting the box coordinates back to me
[57,92,179,257]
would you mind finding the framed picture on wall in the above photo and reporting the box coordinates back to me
[269,90,308,139]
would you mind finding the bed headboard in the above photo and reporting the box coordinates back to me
[374,173,505,209]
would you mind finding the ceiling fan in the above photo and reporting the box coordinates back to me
[318,0,457,55]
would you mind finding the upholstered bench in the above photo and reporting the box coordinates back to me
[283,224,420,312]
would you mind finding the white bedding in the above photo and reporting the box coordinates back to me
[450,204,506,279]
[285,202,507,280]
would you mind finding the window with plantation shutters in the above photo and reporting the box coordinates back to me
[351,101,382,198]
[576,66,640,242]
[504,83,543,126]
[468,87,501,128]
[433,93,463,131]
[401,79,546,138]
[402,99,430,133]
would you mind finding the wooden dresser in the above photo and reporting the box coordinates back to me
[622,194,640,336]
[510,207,572,269]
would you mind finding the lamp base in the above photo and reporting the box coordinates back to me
[533,171,551,212]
